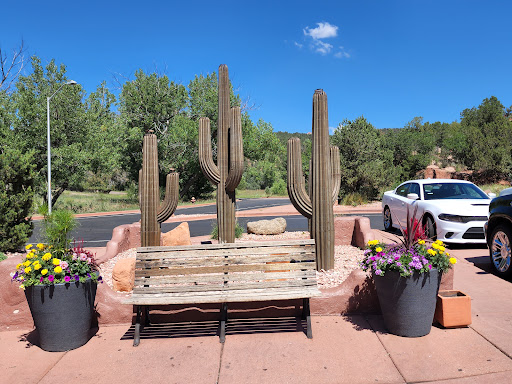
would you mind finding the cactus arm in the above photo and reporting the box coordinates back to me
[157,172,179,223]
[330,146,341,205]
[225,106,244,191]
[287,137,312,218]
[138,168,143,207]
[198,117,220,185]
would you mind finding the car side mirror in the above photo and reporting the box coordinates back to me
[488,193,496,198]
[407,193,419,200]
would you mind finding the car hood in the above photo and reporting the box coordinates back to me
[421,199,490,216]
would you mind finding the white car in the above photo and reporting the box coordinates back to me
[382,179,495,244]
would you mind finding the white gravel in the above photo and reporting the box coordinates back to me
[99,231,365,291]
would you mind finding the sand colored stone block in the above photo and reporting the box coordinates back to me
[162,222,192,246]
[112,258,136,292]
[247,217,286,235]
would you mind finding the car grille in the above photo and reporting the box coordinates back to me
[462,227,485,240]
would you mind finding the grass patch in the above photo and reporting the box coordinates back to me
[478,183,511,195]
[51,191,140,214]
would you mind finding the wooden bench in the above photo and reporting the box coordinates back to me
[124,239,320,346]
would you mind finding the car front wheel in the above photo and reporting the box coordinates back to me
[383,206,393,231]
[424,215,437,241]
[489,225,512,279]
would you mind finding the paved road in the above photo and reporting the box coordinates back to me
[28,199,385,247]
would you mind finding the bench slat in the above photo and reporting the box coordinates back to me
[135,252,315,267]
[133,269,316,285]
[125,287,321,305]
[135,261,316,277]
[136,246,314,260]
[133,279,318,294]
[137,239,315,254]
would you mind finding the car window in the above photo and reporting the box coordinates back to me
[409,183,420,197]
[423,183,488,200]
[396,183,410,197]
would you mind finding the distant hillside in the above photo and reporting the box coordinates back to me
[275,131,312,146]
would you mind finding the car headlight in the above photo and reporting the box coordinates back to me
[438,214,488,223]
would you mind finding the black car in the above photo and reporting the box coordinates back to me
[485,188,512,279]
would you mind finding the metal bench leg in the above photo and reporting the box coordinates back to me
[144,306,151,327]
[302,298,312,339]
[219,303,228,343]
[134,306,142,347]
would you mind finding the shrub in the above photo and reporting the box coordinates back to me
[210,221,244,240]
[0,147,36,252]
[39,206,78,250]
[341,192,367,206]
[0,252,6,262]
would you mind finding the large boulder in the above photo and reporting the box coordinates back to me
[162,222,192,246]
[247,217,287,235]
[112,258,136,292]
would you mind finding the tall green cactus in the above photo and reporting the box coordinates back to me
[287,89,340,270]
[140,130,179,247]
[199,64,243,243]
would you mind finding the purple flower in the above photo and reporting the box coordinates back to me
[370,256,376,261]
[375,269,382,276]
[64,276,71,282]
[74,275,80,281]
[396,262,402,267]
[48,275,55,282]
[98,276,103,283]
[13,272,18,279]
[87,273,91,278]
[40,277,44,283]
[394,256,400,261]
[428,264,432,269]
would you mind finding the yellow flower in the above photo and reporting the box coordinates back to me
[449,257,457,264]
[438,246,445,252]
[54,266,63,274]
[52,258,60,265]
[24,267,32,274]
[376,247,383,252]
[42,253,52,261]
[418,239,426,245]
[368,240,379,246]
[23,260,31,267]
[37,243,45,250]
[427,249,437,256]
[25,244,33,250]
[432,243,440,250]
[435,239,444,245]
[41,269,48,276]
[26,253,33,259]
[446,252,450,257]
[16,263,22,269]
[34,263,41,270]
[19,284,25,290]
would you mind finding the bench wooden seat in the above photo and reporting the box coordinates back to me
[124,239,320,345]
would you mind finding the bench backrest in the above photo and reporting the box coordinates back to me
[133,239,317,302]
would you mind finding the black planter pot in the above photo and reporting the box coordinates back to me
[24,278,97,352]
[373,269,441,337]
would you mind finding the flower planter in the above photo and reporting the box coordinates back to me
[434,290,471,328]
[373,268,441,337]
[24,278,97,352]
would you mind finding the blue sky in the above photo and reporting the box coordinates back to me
[2,0,511,133]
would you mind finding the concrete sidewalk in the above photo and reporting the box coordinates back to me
[3,204,512,383]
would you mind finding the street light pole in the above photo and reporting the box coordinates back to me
[47,80,77,214]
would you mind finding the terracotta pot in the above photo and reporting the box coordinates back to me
[434,290,471,328]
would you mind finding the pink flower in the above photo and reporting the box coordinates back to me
[64,276,71,282]
[60,261,69,270]
[87,258,92,264]
[48,275,55,282]
[79,253,87,261]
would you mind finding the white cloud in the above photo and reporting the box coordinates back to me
[294,41,303,49]
[313,40,333,55]
[334,50,350,59]
[304,22,338,39]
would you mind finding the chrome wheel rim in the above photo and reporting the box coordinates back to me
[384,209,391,229]
[491,231,512,273]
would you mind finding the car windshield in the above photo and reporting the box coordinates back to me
[423,183,488,200]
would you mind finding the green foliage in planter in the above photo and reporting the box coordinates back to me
[0,252,6,262]
[0,146,36,252]
[210,220,244,240]
[39,206,78,251]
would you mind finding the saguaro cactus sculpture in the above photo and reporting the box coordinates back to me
[140,130,179,247]
[287,89,340,270]
[199,64,243,243]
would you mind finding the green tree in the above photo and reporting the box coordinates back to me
[0,146,35,252]
[12,56,88,205]
[332,117,391,200]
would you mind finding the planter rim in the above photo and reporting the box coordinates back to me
[24,272,99,288]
